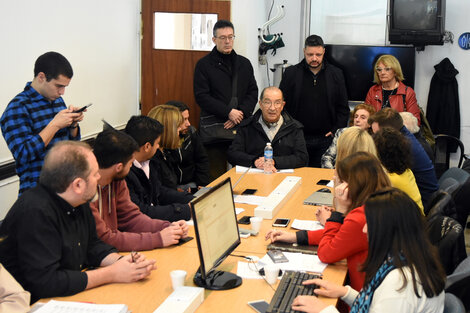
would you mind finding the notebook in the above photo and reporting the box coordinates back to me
[303,190,334,206]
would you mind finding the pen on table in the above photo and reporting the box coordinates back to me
[131,251,137,263]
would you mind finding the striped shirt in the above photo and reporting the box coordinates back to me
[0,82,80,195]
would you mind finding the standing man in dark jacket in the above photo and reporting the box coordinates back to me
[166,101,211,192]
[194,20,258,179]
[228,87,308,170]
[279,35,349,167]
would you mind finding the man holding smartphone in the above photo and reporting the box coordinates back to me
[0,52,85,195]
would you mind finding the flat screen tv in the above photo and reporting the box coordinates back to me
[324,45,416,102]
[389,0,446,47]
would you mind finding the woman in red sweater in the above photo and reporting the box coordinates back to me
[266,152,390,290]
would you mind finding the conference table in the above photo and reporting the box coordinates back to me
[40,167,348,313]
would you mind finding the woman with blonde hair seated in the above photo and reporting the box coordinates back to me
[335,126,377,166]
[147,104,184,190]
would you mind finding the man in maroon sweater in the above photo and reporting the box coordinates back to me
[89,129,189,252]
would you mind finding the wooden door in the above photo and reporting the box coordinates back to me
[141,0,231,127]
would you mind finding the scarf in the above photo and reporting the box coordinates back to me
[350,257,397,313]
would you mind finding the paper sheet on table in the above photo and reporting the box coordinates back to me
[260,252,328,273]
[235,207,245,215]
[291,219,324,231]
[233,195,266,205]
[235,165,294,174]
[33,300,128,313]
[237,259,268,279]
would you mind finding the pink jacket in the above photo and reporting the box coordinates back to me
[365,81,421,125]
[90,179,171,252]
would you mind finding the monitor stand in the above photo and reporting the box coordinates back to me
[194,268,242,290]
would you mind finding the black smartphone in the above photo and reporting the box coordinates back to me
[238,215,253,224]
[248,300,269,313]
[242,188,258,195]
[73,103,93,113]
[267,250,289,263]
[177,236,193,246]
[316,179,331,186]
[272,218,290,227]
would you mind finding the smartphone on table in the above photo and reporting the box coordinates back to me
[272,218,290,227]
[248,300,269,313]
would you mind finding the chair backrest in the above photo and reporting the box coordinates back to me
[439,177,460,194]
[434,135,465,179]
[446,256,470,311]
[425,190,457,219]
[438,167,470,186]
[444,293,466,313]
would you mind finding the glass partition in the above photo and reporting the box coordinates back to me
[154,12,218,51]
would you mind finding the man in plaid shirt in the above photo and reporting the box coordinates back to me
[1,52,85,195]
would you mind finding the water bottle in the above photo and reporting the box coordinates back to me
[264,142,273,174]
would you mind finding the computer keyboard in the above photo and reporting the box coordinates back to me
[266,270,322,313]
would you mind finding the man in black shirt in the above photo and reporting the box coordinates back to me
[279,35,349,167]
[0,141,156,303]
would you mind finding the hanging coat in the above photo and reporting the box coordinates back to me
[426,58,460,142]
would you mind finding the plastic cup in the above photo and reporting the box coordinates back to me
[250,217,263,233]
[170,270,187,290]
[264,264,280,284]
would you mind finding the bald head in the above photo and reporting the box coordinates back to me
[40,141,94,193]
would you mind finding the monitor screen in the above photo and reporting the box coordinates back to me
[191,177,242,290]
[393,0,438,30]
[324,45,416,102]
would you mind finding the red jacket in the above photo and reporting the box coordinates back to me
[365,81,421,125]
[90,179,171,252]
[307,205,368,291]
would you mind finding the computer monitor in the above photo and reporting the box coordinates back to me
[191,177,242,290]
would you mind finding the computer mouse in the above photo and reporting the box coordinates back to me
[318,188,331,193]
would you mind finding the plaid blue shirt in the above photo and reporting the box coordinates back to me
[0,82,80,195]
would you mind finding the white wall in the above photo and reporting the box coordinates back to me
[414,0,470,150]
[233,0,470,155]
[232,0,303,92]
[0,0,141,219]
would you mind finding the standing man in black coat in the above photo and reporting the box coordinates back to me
[194,20,258,179]
[279,35,349,167]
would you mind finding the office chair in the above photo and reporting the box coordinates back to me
[437,168,470,228]
[425,190,457,219]
[444,293,466,313]
[434,134,465,179]
[446,256,470,311]
[438,167,470,186]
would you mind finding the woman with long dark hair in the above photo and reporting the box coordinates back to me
[291,188,446,313]
[266,152,390,290]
